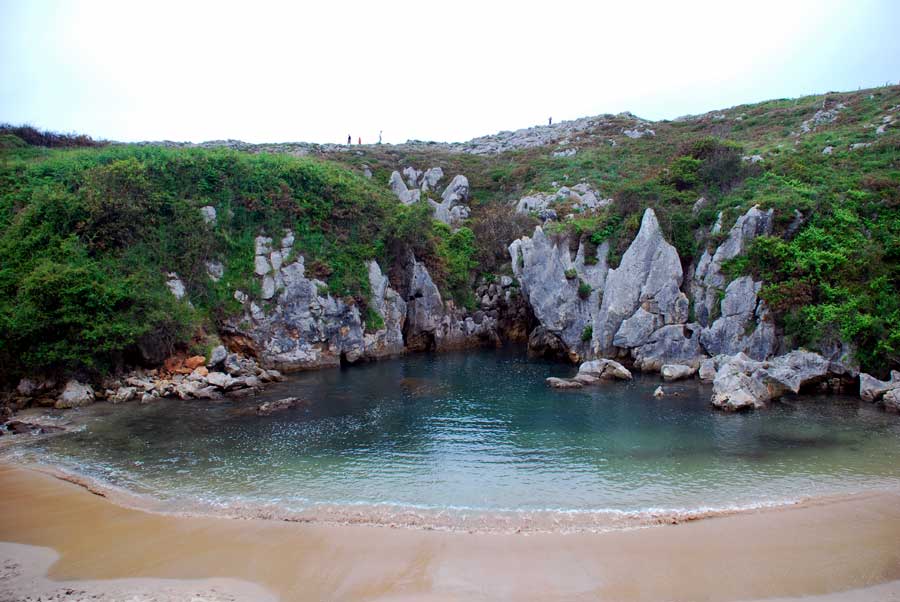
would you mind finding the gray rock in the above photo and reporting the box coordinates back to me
[884,389,900,412]
[632,324,705,371]
[421,167,444,191]
[594,208,687,356]
[165,273,187,300]
[700,276,777,360]
[207,345,228,368]
[261,275,276,300]
[206,371,235,389]
[859,371,900,402]
[441,174,470,205]
[578,358,632,380]
[389,171,420,205]
[254,236,273,256]
[234,290,249,304]
[711,350,844,411]
[653,386,665,398]
[55,380,95,409]
[206,260,224,282]
[510,227,607,361]
[254,255,271,276]
[692,206,773,327]
[200,205,217,225]
[111,386,137,403]
[661,364,697,381]
[698,357,718,382]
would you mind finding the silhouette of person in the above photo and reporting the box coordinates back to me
[358,136,362,145]
[548,117,552,126]
[378,130,383,144]
[347,134,351,145]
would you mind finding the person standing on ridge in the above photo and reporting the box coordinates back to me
[358,136,362,145]
[378,130,382,144]
[347,134,351,145]
[548,117,552,126]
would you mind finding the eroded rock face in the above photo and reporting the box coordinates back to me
[400,254,499,352]
[510,227,608,361]
[237,233,410,370]
[699,276,777,360]
[691,206,773,329]
[593,208,689,356]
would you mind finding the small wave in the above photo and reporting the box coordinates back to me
[19,458,894,535]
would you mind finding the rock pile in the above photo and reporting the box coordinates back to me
[547,358,633,389]
[388,167,471,228]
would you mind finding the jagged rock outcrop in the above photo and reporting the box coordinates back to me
[399,254,500,352]
[515,183,611,222]
[699,276,777,359]
[691,206,773,327]
[509,226,608,361]
[232,233,409,370]
[593,208,690,357]
[389,168,471,228]
[711,350,854,411]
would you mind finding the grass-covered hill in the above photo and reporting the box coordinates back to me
[1,84,898,383]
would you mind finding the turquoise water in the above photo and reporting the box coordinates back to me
[10,348,900,530]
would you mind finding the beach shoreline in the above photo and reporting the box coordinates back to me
[2,462,900,601]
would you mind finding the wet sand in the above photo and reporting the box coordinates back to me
[1,463,900,602]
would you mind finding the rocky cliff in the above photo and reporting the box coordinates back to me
[510,205,780,372]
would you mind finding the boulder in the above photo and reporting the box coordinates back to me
[55,380,95,409]
[206,371,235,389]
[200,206,217,225]
[207,345,228,368]
[111,386,137,404]
[859,371,900,402]
[661,364,697,381]
[711,350,845,411]
[653,386,665,398]
[578,359,633,381]
[698,357,718,382]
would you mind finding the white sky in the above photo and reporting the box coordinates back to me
[1,0,898,144]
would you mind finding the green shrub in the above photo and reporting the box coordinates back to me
[577,279,591,300]
[564,268,577,279]
[581,325,593,342]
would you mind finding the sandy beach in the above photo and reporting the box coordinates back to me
[1,464,899,601]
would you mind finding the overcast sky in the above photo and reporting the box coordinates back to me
[1,0,898,144]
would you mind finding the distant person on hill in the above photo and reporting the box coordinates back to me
[347,134,351,145]
[358,136,362,145]
[548,117,552,126]
[378,130,382,144]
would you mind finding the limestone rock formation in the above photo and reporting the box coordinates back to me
[510,226,608,361]
[400,254,499,352]
[389,168,471,228]
[593,208,689,356]
[699,276,777,359]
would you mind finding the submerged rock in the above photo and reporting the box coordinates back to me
[546,377,584,389]
[578,359,633,381]
[256,397,305,416]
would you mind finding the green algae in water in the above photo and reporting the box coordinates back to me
[9,348,900,529]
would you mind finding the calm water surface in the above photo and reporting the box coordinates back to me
[9,348,900,528]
